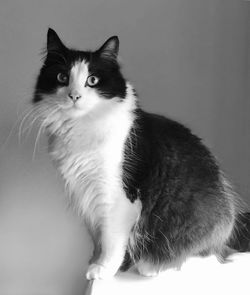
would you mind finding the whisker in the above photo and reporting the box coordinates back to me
[0,104,36,152]
[32,107,60,160]
[32,119,46,160]
[22,107,51,140]
[0,118,20,153]
[18,106,42,143]
[18,104,52,143]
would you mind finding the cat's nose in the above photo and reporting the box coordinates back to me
[68,92,82,102]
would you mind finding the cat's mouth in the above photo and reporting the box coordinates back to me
[58,102,87,118]
[58,100,80,110]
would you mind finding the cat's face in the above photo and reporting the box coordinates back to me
[33,29,127,119]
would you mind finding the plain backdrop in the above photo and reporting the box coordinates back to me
[0,0,249,294]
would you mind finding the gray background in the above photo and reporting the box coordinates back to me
[0,0,249,294]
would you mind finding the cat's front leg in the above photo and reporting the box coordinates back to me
[86,229,129,280]
[87,228,101,265]
[86,195,141,280]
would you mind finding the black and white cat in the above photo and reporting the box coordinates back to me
[33,28,239,280]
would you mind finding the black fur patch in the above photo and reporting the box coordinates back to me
[122,109,236,267]
[33,30,126,103]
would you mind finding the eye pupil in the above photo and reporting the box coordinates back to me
[87,75,99,86]
[57,73,68,83]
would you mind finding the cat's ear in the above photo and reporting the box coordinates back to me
[47,28,66,53]
[97,36,119,60]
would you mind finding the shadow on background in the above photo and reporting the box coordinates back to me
[0,131,92,295]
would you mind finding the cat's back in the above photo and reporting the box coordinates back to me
[133,109,218,171]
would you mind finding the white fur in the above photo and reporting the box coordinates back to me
[48,82,139,226]
[37,60,141,279]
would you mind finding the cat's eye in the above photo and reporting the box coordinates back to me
[57,73,69,84]
[86,75,100,87]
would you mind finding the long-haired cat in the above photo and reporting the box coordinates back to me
[32,28,239,280]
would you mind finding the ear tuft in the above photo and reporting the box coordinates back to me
[97,36,119,60]
[47,28,66,53]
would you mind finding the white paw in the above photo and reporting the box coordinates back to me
[137,260,160,277]
[86,263,114,280]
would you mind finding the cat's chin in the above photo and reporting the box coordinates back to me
[63,107,88,119]
[63,106,88,119]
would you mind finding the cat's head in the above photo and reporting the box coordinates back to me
[33,28,131,120]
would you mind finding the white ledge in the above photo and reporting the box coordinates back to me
[85,253,250,295]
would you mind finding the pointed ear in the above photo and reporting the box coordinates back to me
[97,36,119,60]
[47,28,66,53]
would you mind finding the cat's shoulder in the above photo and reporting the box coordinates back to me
[134,108,200,143]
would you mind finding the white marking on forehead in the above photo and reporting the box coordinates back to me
[70,60,89,88]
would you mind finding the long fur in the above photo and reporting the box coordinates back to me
[32,28,244,279]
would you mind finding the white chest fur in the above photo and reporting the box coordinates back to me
[48,100,135,228]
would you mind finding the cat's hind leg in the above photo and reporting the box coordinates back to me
[205,218,236,263]
[136,253,188,277]
[136,260,161,277]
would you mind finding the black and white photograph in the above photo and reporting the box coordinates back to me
[0,1,249,294]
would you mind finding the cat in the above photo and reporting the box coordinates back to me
[32,28,240,280]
